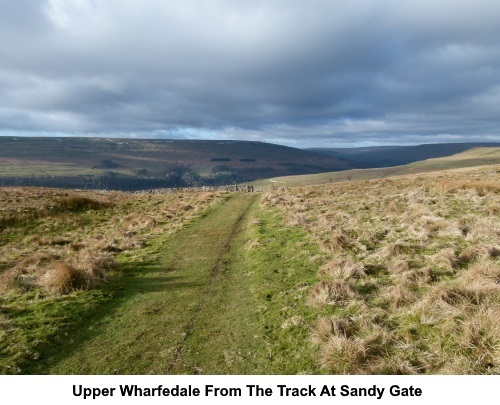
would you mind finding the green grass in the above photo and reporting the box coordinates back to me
[176,205,327,374]
[2,193,230,374]
[0,163,139,178]
[4,192,326,374]
[0,289,112,374]
[2,161,498,375]
[0,188,225,374]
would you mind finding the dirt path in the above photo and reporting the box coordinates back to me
[38,193,260,374]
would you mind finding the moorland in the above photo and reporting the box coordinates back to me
[0,146,498,374]
[1,137,497,190]
[0,137,349,190]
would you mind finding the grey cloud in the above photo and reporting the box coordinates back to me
[0,0,499,147]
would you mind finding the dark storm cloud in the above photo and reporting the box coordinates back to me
[0,0,499,146]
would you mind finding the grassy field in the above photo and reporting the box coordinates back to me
[252,147,500,188]
[261,165,499,373]
[1,162,498,374]
[1,188,325,374]
[0,187,224,373]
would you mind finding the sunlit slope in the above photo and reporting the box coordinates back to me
[406,147,500,170]
[308,142,500,168]
[252,147,500,187]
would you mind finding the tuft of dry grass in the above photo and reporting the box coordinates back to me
[388,259,410,274]
[312,316,357,343]
[76,250,116,281]
[306,280,357,308]
[320,228,353,252]
[460,258,500,287]
[57,196,110,212]
[319,335,367,374]
[378,242,422,261]
[319,326,394,374]
[377,284,418,309]
[319,257,366,280]
[458,244,500,265]
[396,267,433,286]
[39,262,87,294]
[432,248,458,271]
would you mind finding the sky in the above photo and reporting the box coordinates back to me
[1,0,500,148]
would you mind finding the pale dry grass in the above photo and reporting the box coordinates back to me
[306,280,357,308]
[431,248,458,271]
[319,325,396,374]
[377,284,418,309]
[319,257,366,280]
[39,262,86,294]
[312,316,357,343]
[263,164,500,374]
[458,243,500,265]
[0,188,223,295]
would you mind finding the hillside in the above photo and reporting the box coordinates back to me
[308,142,500,168]
[252,147,500,187]
[1,164,498,374]
[261,166,499,374]
[0,137,350,190]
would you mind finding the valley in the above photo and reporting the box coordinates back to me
[0,148,498,375]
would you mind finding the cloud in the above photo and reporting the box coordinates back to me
[0,0,499,146]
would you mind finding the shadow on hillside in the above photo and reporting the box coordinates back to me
[22,258,203,374]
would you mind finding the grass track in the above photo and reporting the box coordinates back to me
[29,193,256,373]
[26,192,322,374]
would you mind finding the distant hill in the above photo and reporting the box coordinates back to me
[308,142,500,168]
[252,147,500,187]
[0,137,350,190]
